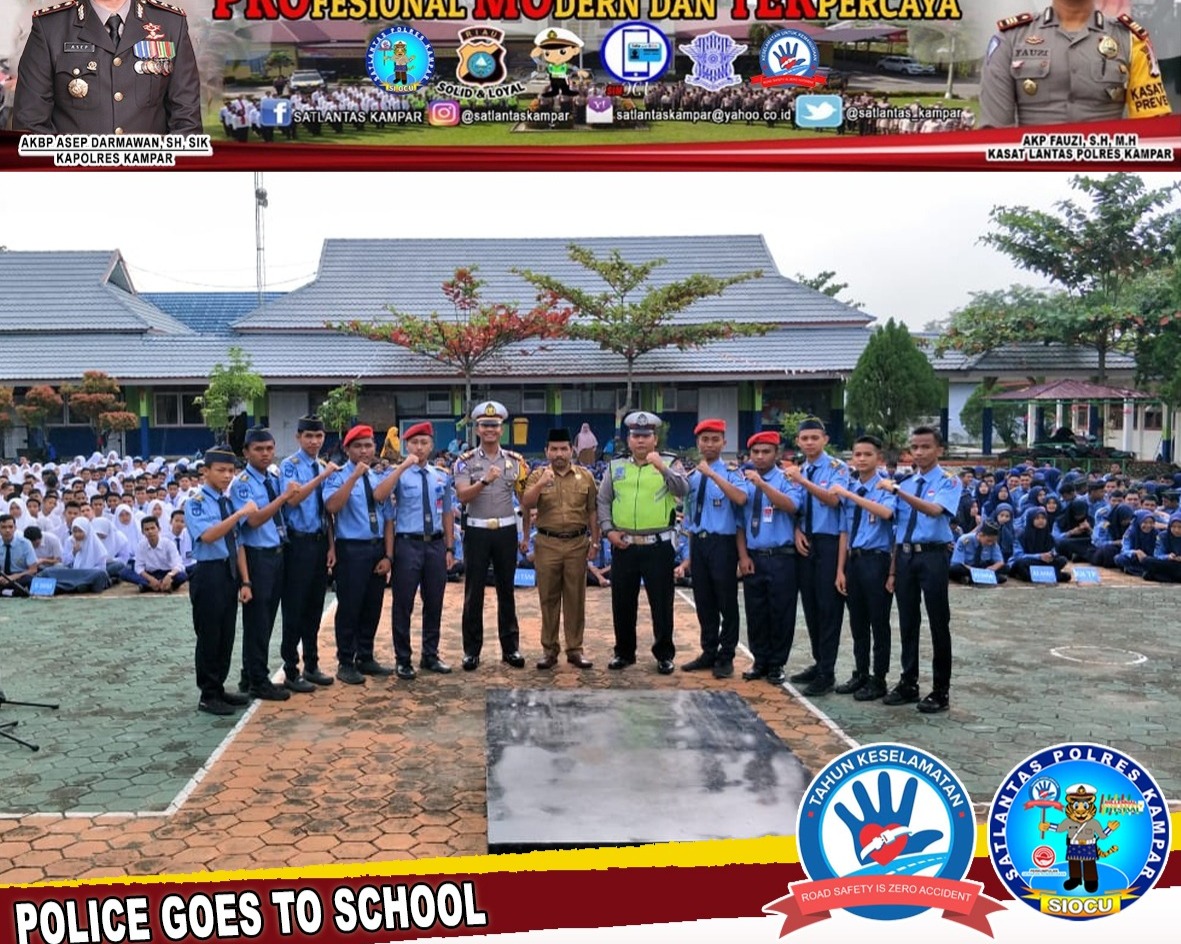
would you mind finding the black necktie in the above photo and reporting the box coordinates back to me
[217,496,239,580]
[973,542,983,567]
[693,471,708,527]
[361,472,378,535]
[107,13,122,46]
[903,477,926,544]
[418,467,434,535]
[804,465,817,536]
[3,542,11,575]
[751,485,763,537]
[262,475,288,543]
[850,485,867,546]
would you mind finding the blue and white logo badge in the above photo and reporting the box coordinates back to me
[258,97,292,128]
[601,21,671,85]
[366,26,434,95]
[766,744,1000,935]
[753,28,828,91]
[989,742,1171,921]
[795,94,843,129]
[678,31,746,92]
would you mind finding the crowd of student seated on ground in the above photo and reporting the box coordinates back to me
[3,452,1180,598]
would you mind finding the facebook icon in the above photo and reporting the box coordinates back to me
[259,98,292,127]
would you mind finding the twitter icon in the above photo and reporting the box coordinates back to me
[795,94,843,129]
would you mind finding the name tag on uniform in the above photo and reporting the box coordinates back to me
[1029,565,1058,584]
[64,42,96,53]
[969,567,998,586]
[435,498,444,517]
[712,498,723,508]
[762,504,774,523]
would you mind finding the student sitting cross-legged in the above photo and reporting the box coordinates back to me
[948,519,1008,585]
[1008,507,1071,582]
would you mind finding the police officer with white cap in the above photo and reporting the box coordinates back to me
[532,26,587,99]
[453,401,529,671]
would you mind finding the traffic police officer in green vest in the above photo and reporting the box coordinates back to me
[596,411,689,674]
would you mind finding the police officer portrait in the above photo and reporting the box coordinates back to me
[13,0,201,134]
[980,0,1173,127]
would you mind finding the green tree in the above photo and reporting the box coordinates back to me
[795,270,863,309]
[60,371,132,450]
[319,381,361,442]
[196,347,267,448]
[960,381,1024,449]
[16,385,64,449]
[938,173,1181,382]
[329,268,572,443]
[515,245,767,427]
[265,50,293,77]
[846,319,943,453]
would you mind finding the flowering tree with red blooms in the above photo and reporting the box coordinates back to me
[329,268,574,442]
[61,371,134,450]
[15,385,65,450]
[0,387,14,432]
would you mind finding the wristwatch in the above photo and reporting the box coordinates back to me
[241,581,253,588]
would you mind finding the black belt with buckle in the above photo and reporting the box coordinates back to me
[397,533,443,542]
[337,538,383,546]
[537,527,589,539]
[288,528,326,540]
[750,546,795,556]
[900,543,944,554]
[245,545,283,555]
[849,548,889,558]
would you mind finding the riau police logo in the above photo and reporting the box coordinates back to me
[456,26,507,87]
[366,26,434,95]
[765,743,1001,935]
[988,742,1170,921]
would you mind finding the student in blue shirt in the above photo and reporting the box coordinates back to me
[878,426,963,714]
[832,435,895,702]
[948,519,1008,585]
[1009,507,1070,582]
[0,513,40,595]
[1053,498,1094,562]
[1143,511,1181,582]
[1115,510,1161,577]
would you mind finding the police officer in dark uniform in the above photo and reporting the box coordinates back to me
[735,431,801,687]
[680,418,747,679]
[14,0,202,134]
[278,416,339,693]
[832,435,896,703]
[373,421,455,680]
[323,424,394,685]
[185,446,255,717]
[878,426,964,714]
[231,427,296,702]
[786,417,849,696]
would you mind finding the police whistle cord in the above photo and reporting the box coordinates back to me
[0,691,61,752]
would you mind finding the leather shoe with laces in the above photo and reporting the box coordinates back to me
[681,653,715,672]
[420,656,452,674]
[789,664,818,684]
[802,675,835,696]
[198,697,234,716]
[462,654,480,671]
[656,659,675,675]
[502,651,526,668]
[883,684,920,706]
[834,673,866,695]
[567,654,593,669]
[356,658,394,676]
[284,675,316,694]
[536,654,559,670]
[303,668,334,686]
[712,659,734,679]
[608,655,634,670]
[917,691,950,713]
[742,664,768,681]
[395,663,417,680]
[336,665,365,685]
[766,667,787,685]
[249,680,291,701]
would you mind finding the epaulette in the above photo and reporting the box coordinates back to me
[145,0,188,14]
[504,449,527,463]
[996,12,1033,31]
[1116,13,1148,41]
[33,0,77,17]
[458,448,477,461]
[959,534,973,545]
[238,472,249,482]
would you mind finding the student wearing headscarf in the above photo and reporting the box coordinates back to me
[90,518,129,576]
[1115,511,1161,577]
[1091,502,1136,568]
[1143,512,1181,582]
[993,502,1017,562]
[1009,508,1070,582]
[43,519,112,593]
[1018,485,1048,515]
[949,519,1008,585]
[984,484,1013,520]
[113,505,141,560]
[1053,498,1094,562]
[574,423,599,467]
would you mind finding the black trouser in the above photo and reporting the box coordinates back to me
[191,559,238,701]
[392,535,447,663]
[1009,555,1071,582]
[610,539,676,662]
[241,546,283,688]
[281,532,329,675]
[1090,543,1121,568]
[895,547,952,695]
[948,562,1008,584]
[1055,535,1093,562]
[334,539,386,666]
[689,533,739,661]
[743,549,796,670]
[461,526,519,657]
[796,533,844,679]
[845,550,892,679]
[1143,557,1181,582]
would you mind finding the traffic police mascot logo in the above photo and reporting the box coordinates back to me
[988,742,1170,920]
[765,743,1001,935]
[366,26,434,95]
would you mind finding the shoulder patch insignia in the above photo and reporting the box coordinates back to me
[1116,13,1148,40]
[236,484,251,500]
[144,0,188,14]
[33,0,77,16]
[996,12,1033,31]
[238,472,249,482]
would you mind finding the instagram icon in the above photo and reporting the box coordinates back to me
[427,100,461,126]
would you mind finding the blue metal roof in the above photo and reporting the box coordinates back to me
[143,292,285,336]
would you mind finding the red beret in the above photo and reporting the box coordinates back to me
[342,424,374,447]
[747,431,781,448]
[403,422,434,441]
[694,418,726,436]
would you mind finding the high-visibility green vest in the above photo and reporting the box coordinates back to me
[610,459,676,531]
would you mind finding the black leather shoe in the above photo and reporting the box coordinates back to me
[681,653,715,672]
[284,675,316,694]
[803,676,835,696]
[303,668,334,686]
[883,684,920,706]
[742,664,768,681]
[789,664,819,684]
[536,654,559,670]
[502,651,526,668]
[917,691,949,714]
[220,691,251,707]
[249,681,291,701]
[198,697,234,716]
[607,655,634,670]
[356,658,394,676]
[656,659,675,675]
[766,667,787,685]
[712,659,734,679]
[462,654,480,671]
[567,654,593,669]
[854,677,888,701]
[337,665,365,685]
[834,674,866,695]
[420,656,452,674]
[395,663,417,681]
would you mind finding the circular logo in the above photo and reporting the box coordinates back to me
[366,27,434,95]
[988,743,1171,921]
[795,743,976,921]
[758,28,820,81]
[600,22,672,85]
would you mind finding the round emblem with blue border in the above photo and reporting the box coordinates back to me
[988,742,1170,921]
[795,742,976,921]
[758,28,820,82]
[366,26,434,95]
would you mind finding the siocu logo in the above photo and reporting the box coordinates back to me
[259,98,292,128]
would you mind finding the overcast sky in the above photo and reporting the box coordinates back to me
[3,171,1179,331]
